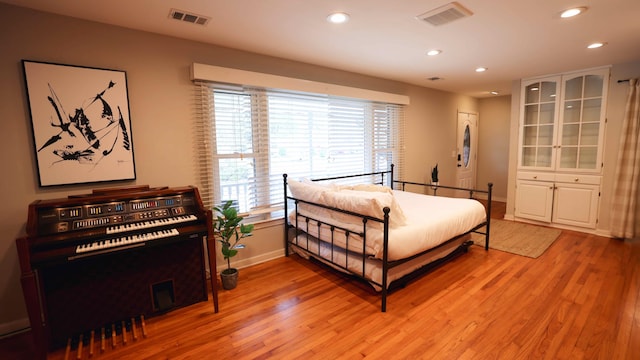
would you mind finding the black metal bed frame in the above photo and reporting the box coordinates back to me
[283,164,493,312]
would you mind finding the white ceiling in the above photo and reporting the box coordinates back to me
[4,0,640,97]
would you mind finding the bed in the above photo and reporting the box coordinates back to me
[283,164,493,312]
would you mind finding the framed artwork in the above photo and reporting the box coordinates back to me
[22,60,136,187]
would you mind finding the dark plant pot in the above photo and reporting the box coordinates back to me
[220,268,238,290]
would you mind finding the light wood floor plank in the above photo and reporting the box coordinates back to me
[2,203,639,359]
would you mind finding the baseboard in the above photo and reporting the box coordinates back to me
[474,193,506,202]
[0,318,30,339]
[215,249,284,274]
[594,229,613,238]
[512,216,613,238]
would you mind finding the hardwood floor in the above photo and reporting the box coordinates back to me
[2,202,639,359]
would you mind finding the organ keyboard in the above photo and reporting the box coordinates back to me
[74,228,179,256]
[106,214,197,234]
[15,185,219,359]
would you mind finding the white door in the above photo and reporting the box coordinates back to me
[456,112,478,191]
[515,180,554,222]
[552,183,600,228]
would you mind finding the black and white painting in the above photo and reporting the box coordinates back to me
[23,60,136,187]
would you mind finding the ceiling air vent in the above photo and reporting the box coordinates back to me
[169,9,210,26]
[417,2,473,26]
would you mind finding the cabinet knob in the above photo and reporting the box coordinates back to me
[574,178,579,182]
[533,176,538,179]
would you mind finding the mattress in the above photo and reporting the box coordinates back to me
[289,188,486,262]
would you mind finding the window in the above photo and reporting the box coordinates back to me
[195,82,405,222]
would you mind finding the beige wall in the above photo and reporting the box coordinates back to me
[0,3,486,335]
[478,96,512,201]
[402,87,479,185]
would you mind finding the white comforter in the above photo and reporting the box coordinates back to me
[386,190,485,260]
[290,189,486,262]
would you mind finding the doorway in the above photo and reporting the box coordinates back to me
[456,111,478,191]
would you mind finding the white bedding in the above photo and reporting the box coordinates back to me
[288,182,486,262]
[388,190,485,260]
[290,232,470,291]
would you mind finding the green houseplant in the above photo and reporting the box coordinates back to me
[213,200,254,290]
[430,164,439,191]
[431,164,439,183]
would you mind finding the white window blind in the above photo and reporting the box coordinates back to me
[194,82,405,222]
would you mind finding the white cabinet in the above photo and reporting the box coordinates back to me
[515,67,608,230]
[519,77,560,170]
[515,173,554,222]
[515,173,600,229]
[518,68,609,172]
[553,182,599,228]
[556,70,608,172]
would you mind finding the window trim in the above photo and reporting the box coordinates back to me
[191,63,410,105]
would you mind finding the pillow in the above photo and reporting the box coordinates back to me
[287,179,407,228]
[322,189,407,228]
[287,179,329,203]
[286,179,333,222]
[334,183,393,194]
[382,191,408,227]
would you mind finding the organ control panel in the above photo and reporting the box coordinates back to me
[35,193,192,235]
[22,186,211,265]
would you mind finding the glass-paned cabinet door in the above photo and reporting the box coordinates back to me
[557,68,609,172]
[519,77,560,169]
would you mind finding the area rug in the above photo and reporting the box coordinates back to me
[471,219,562,258]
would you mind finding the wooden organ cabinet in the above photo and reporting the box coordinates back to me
[15,185,219,359]
[515,67,609,230]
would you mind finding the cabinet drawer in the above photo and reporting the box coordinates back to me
[554,174,601,185]
[517,172,555,182]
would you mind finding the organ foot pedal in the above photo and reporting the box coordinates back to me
[62,315,148,359]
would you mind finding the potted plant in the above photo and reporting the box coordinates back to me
[431,164,439,187]
[213,200,254,290]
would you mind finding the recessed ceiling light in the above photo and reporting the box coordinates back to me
[587,42,606,49]
[490,91,499,95]
[560,6,587,18]
[427,49,442,56]
[327,12,350,24]
[475,67,487,72]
